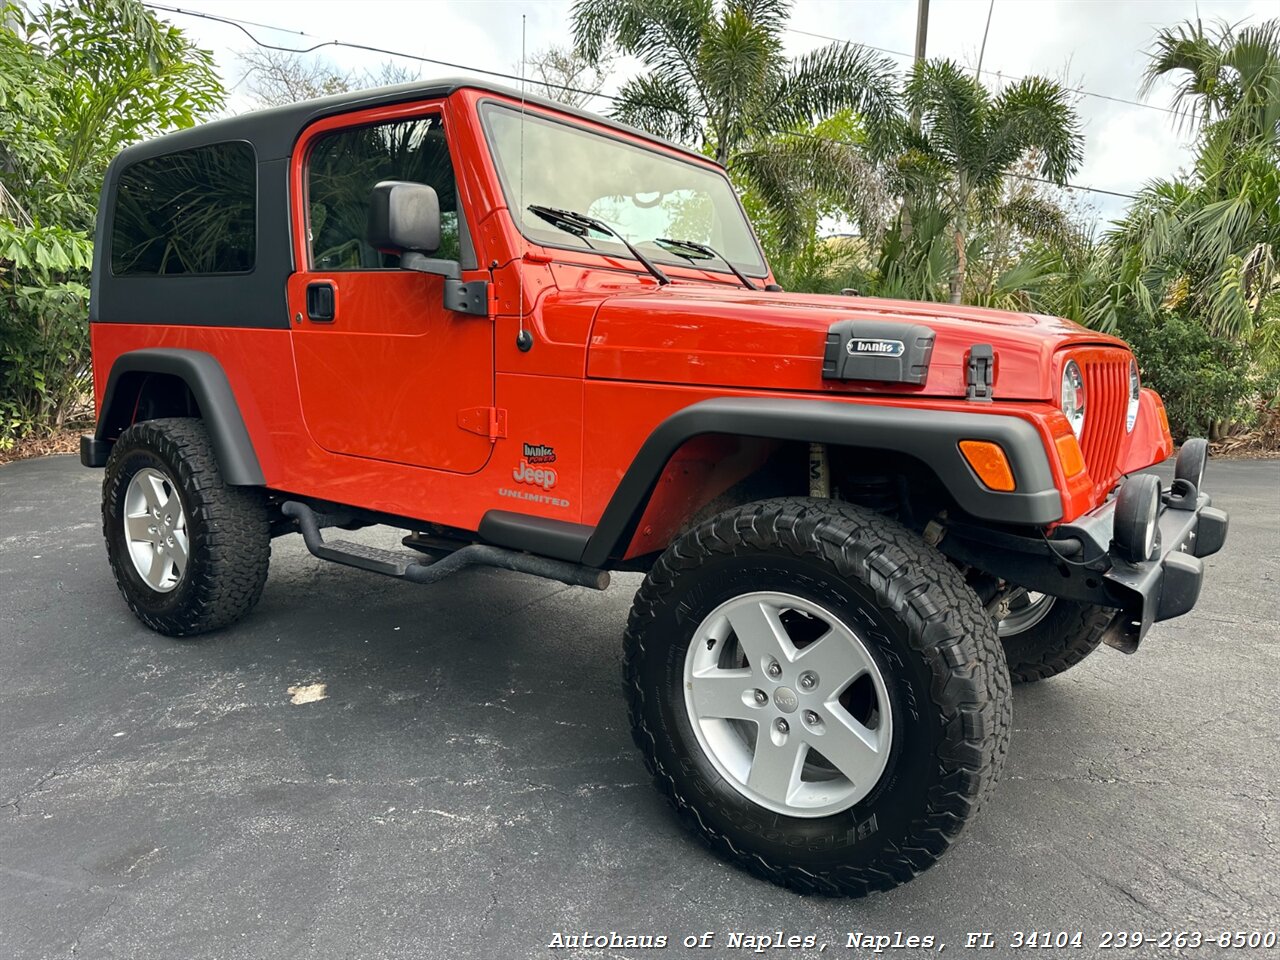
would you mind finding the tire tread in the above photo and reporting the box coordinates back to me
[1002,599,1114,684]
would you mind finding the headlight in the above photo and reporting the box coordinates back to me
[1125,359,1140,432]
[1060,360,1086,439]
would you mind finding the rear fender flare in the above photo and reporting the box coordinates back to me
[580,397,1062,567]
[94,349,265,485]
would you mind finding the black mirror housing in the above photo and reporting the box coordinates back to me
[367,180,441,255]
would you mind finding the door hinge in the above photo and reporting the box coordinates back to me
[458,406,508,440]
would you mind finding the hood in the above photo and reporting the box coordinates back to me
[584,284,1128,401]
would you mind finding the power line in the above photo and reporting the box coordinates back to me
[143,3,621,107]
[1009,172,1136,200]
[796,129,1140,201]
[145,3,1142,202]
[787,26,1179,116]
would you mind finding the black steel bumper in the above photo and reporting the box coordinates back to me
[1057,485,1229,651]
[940,440,1229,653]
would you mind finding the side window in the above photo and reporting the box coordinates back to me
[307,115,461,270]
[111,141,256,276]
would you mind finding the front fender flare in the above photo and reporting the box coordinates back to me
[580,398,1062,567]
[93,348,265,485]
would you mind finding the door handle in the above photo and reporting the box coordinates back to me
[306,281,336,322]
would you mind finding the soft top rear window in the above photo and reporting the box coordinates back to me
[111,141,256,276]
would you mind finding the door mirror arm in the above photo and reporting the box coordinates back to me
[401,251,488,316]
[401,251,461,280]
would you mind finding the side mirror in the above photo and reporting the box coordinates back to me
[365,179,488,316]
[367,180,441,255]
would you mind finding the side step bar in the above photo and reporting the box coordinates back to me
[281,502,610,590]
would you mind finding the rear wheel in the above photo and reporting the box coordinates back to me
[103,418,270,637]
[624,497,1011,896]
[998,591,1114,683]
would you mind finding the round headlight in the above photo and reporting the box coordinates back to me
[1060,360,1086,439]
[1125,359,1141,432]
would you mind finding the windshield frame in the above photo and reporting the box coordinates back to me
[477,99,770,280]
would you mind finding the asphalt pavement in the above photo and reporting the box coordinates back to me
[1,454,1277,959]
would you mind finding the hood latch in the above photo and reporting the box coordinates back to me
[966,345,995,401]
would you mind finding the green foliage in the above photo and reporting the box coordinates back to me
[0,221,93,442]
[570,0,898,245]
[1116,311,1276,439]
[877,59,1084,304]
[0,0,223,447]
[1065,16,1280,435]
[1142,17,1280,143]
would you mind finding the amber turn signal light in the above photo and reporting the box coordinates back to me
[958,440,1016,492]
[1055,432,1086,477]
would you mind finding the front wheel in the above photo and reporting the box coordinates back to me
[624,498,1012,896]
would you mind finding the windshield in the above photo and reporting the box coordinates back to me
[481,103,767,277]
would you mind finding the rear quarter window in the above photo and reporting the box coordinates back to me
[110,141,257,276]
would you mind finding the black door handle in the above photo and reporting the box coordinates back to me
[306,281,336,322]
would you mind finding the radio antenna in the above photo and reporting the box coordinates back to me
[515,14,532,351]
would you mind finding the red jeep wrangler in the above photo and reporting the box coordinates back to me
[82,78,1229,896]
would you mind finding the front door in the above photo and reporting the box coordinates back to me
[288,104,494,474]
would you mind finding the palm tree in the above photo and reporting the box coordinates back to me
[885,59,1083,304]
[1105,18,1280,355]
[570,0,899,246]
[1143,17,1280,146]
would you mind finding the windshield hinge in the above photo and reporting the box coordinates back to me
[966,344,995,401]
[458,407,508,441]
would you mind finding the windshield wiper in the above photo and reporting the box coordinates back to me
[655,237,757,291]
[527,205,670,285]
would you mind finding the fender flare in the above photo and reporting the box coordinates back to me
[579,397,1063,567]
[92,348,265,485]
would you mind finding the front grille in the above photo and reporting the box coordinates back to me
[1079,351,1129,483]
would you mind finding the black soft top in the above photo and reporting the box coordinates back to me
[110,76,710,168]
[91,78,714,330]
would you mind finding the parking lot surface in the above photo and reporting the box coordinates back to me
[2,454,1277,958]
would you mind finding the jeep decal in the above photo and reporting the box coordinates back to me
[513,459,558,490]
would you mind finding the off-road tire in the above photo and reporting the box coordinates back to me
[103,418,270,637]
[624,497,1012,896]
[1000,598,1114,684]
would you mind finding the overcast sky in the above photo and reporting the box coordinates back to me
[155,0,1275,225]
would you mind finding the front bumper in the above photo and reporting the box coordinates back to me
[1055,455,1229,652]
[940,440,1229,653]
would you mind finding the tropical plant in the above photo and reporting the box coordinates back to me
[1048,16,1280,438]
[1113,18,1280,357]
[0,0,223,448]
[1143,17,1280,145]
[879,59,1084,304]
[570,0,899,246]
